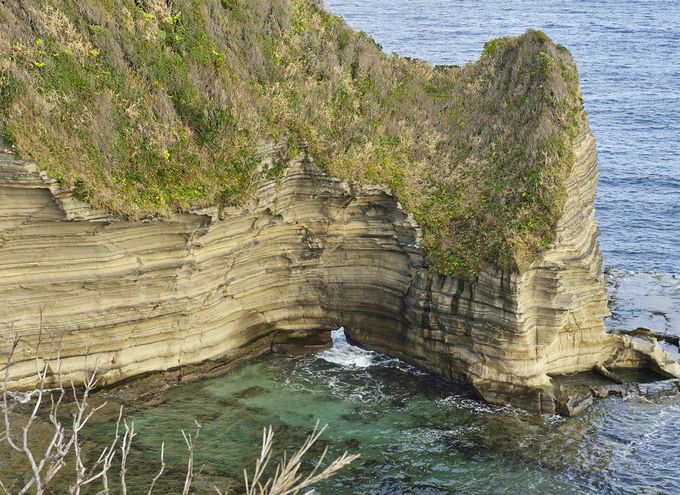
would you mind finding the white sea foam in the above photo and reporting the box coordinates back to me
[317,328,377,368]
[6,389,56,404]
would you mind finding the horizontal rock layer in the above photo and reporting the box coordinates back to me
[1,125,678,413]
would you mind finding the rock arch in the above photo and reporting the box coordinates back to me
[0,132,677,414]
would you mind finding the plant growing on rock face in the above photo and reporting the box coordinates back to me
[0,339,358,494]
[0,0,588,279]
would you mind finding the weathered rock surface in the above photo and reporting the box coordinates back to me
[1,123,678,414]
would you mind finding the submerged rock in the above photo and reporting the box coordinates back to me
[556,391,593,417]
[636,381,680,399]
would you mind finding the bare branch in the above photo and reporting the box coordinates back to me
[120,418,136,495]
[1,337,123,495]
[147,441,166,495]
[2,336,356,495]
[181,421,202,495]
[0,478,12,495]
[71,405,123,495]
[240,421,359,495]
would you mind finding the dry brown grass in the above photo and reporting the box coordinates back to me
[0,0,585,277]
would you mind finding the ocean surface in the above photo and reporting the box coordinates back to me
[81,330,680,495]
[53,2,680,494]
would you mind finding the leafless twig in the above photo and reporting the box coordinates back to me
[216,420,360,495]
[1,338,117,495]
[2,338,357,495]
[147,441,166,495]
[181,420,202,495]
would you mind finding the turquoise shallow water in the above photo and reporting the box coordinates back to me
[83,331,680,495]
[57,3,680,494]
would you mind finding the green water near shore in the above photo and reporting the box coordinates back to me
[79,330,680,494]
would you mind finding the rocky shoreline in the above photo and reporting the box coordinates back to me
[2,122,678,414]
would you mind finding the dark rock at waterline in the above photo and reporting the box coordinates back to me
[590,384,628,399]
[637,381,679,399]
[344,437,361,449]
[556,392,594,417]
[614,327,680,348]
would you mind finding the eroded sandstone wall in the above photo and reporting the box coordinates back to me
[1,125,678,413]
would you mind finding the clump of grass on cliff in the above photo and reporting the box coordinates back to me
[0,0,586,278]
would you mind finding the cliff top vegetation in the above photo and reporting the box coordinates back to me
[0,0,585,278]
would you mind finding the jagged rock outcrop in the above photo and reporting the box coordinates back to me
[0,122,678,414]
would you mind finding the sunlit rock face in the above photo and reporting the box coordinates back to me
[0,127,677,414]
[340,123,680,412]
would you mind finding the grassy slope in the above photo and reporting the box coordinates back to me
[0,0,585,278]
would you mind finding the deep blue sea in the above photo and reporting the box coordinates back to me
[78,3,680,494]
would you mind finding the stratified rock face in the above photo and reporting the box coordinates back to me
[340,124,621,411]
[0,124,677,413]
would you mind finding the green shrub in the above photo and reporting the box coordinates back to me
[0,1,585,279]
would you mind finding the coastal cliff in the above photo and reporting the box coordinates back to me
[1,0,678,413]
[2,128,677,413]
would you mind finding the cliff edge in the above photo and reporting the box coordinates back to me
[1,1,678,413]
